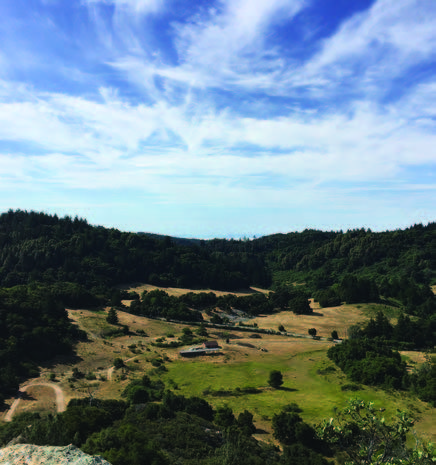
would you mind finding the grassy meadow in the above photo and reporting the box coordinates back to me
[161,338,435,443]
[3,289,435,445]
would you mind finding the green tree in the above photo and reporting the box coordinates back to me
[272,408,315,448]
[113,358,124,369]
[237,410,256,435]
[214,406,236,429]
[268,370,284,389]
[317,399,418,465]
[106,308,119,325]
[308,328,317,337]
[289,296,312,315]
[281,443,328,465]
[331,330,338,340]
[196,323,208,337]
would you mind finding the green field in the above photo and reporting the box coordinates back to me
[7,303,433,448]
[161,346,435,442]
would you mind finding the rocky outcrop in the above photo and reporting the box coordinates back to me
[0,444,111,465]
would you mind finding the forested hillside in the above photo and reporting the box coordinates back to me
[0,210,270,292]
[0,285,85,405]
[0,210,435,407]
[201,224,436,321]
[1,210,435,299]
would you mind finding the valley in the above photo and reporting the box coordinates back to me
[2,288,434,446]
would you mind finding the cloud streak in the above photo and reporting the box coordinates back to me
[0,0,435,236]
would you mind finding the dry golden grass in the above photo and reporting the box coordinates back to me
[120,282,269,297]
[250,300,367,338]
[12,386,57,417]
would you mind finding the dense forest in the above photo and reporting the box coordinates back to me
[1,210,435,305]
[0,210,270,292]
[0,285,86,405]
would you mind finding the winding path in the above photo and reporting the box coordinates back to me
[4,382,66,422]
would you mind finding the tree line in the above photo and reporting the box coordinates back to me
[125,286,314,322]
[1,210,435,310]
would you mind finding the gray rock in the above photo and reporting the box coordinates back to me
[0,444,112,465]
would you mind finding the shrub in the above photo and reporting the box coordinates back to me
[268,370,284,389]
[113,358,125,369]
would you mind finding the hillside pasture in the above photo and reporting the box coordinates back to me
[2,302,434,446]
[120,283,269,298]
[9,385,58,417]
[162,340,436,443]
[250,302,367,338]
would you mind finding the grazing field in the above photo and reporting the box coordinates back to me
[160,336,436,443]
[2,295,434,445]
[120,283,269,298]
[250,301,366,338]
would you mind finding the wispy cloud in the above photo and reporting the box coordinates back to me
[0,0,435,236]
[107,0,307,95]
[290,0,436,97]
[84,0,165,14]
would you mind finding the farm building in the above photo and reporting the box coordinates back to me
[180,341,221,357]
[203,341,219,349]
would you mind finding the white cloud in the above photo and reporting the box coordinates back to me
[297,0,436,92]
[0,0,435,230]
[102,0,436,105]
[392,81,436,120]
[107,0,306,95]
[175,0,304,66]
[0,79,435,194]
[85,0,165,14]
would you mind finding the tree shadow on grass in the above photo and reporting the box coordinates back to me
[277,387,298,392]
[39,353,83,369]
[255,428,269,435]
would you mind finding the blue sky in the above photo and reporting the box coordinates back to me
[0,0,435,238]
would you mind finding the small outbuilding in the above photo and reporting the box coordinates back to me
[180,341,221,357]
[203,341,219,349]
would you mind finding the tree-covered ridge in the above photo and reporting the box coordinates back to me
[202,224,436,285]
[261,224,435,280]
[2,210,435,299]
[0,285,85,405]
[0,210,270,291]
[260,224,436,302]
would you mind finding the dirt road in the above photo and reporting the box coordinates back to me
[4,382,66,422]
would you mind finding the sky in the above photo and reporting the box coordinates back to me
[0,0,435,238]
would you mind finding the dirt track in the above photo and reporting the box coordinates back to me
[4,382,66,422]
